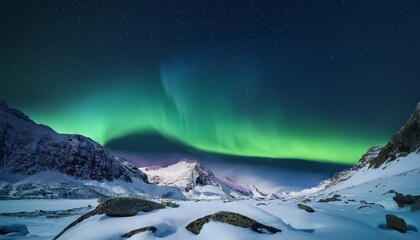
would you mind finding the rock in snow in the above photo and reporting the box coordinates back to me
[185,211,281,235]
[393,192,418,207]
[319,194,341,203]
[160,201,179,208]
[98,197,165,217]
[53,197,165,240]
[122,226,157,238]
[297,203,314,213]
[386,214,407,233]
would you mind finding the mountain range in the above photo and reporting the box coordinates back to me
[0,101,419,201]
[0,101,271,199]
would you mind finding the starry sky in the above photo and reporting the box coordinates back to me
[1,0,419,165]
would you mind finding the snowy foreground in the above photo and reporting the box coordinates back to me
[0,197,419,240]
[1,154,419,240]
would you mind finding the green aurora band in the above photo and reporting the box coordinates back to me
[19,58,388,165]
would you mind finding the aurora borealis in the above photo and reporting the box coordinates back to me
[1,1,419,164]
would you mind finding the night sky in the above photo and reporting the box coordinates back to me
[1,0,419,164]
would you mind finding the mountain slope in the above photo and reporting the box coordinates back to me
[0,101,185,199]
[292,103,420,201]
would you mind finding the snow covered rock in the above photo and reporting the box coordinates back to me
[185,211,281,235]
[122,226,157,238]
[297,203,314,213]
[160,201,179,208]
[98,197,165,217]
[53,197,166,240]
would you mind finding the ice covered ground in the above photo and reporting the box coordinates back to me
[56,199,420,240]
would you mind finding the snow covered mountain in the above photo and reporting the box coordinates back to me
[291,103,420,200]
[0,101,185,199]
[141,159,275,199]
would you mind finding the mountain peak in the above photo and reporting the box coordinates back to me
[369,102,420,168]
[0,101,34,124]
[141,159,217,192]
[178,158,200,165]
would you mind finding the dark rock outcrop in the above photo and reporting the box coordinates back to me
[161,201,179,208]
[319,194,341,203]
[297,203,314,213]
[98,197,165,217]
[392,192,420,211]
[393,193,418,207]
[53,198,165,240]
[186,211,281,235]
[386,214,407,233]
[370,103,420,168]
[122,226,157,238]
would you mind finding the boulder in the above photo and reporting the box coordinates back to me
[0,224,29,236]
[297,203,314,213]
[257,203,268,206]
[122,226,157,238]
[186,211,281,235]
[98,197,165,217]
[161,201,179,208]
[53,197,165,239]
[386,214,407,233]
